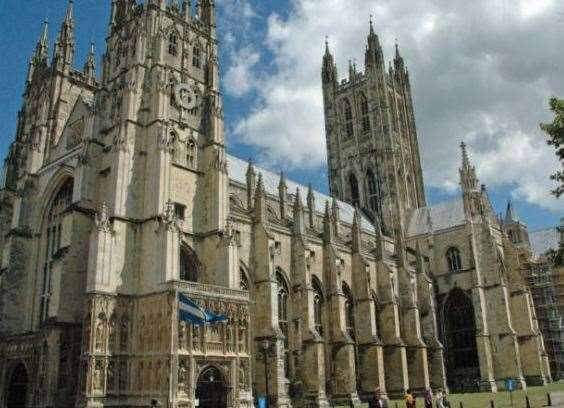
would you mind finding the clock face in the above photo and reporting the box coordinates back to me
[174,83,197,110]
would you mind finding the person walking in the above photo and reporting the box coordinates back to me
[369,388,389,408]
[405,389,416,408]
[424,389,434,408]
[435,389,445,408]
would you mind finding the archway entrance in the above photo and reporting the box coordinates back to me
[6,364,28,408]
[443,289,480,392]
[195,366,227,408]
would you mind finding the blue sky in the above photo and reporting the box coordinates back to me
[0,0,562,231]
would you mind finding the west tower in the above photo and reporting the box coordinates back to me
[322,21,426,235]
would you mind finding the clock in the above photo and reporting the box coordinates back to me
[174,83,197,110]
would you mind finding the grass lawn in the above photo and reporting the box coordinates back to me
[335,382,564,408]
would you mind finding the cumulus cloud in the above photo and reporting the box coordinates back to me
[223,46,261,97]
[222,0,564,213]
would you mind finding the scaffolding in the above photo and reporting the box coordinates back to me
[523,260,564,380]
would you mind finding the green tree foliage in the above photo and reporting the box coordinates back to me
[540,98,564,197]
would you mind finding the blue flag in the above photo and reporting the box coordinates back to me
[178,293,228,326]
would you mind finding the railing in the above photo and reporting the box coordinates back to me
[168,280,250,302]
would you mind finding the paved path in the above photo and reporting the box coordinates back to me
[551,391,564,407]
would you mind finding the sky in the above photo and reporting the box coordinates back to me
[0,0,563,231]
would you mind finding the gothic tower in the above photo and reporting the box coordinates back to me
[322,21,426,235]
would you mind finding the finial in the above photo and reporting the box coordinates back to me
[460,141,470,168]
[65,0,74,21]
[395,38,400,58]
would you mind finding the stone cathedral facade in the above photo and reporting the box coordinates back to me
[0,1,552,408]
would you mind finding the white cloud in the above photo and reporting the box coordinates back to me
[223,46,261,97]
[224,0,564,213]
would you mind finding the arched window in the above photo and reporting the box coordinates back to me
[240,268,249,291]
[312,277,324,337]
[179,245,201,282]
[169,80,176,107]
[343,283,355,340]
[343,98,354,137]
[168,32,178,56]
[192,45,201,68]
[366,169,379,215]
[187,139,196,169]
[446,247,462,273]
[349,173,360,208]
[276,270,290,378]
[40,179,74,322]
[372,292,382,339]
[360,94,370,133]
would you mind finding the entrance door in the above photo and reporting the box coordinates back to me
[443,289,480,392]
[195,366,227,408]
[7,364,28,408]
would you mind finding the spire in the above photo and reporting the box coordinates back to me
[293,188,306,236]
[246,159,256,210]
[278,171,288,219]
[365,15,383,71]
[307,184,315,229]
[84,41,96,80]
[54,0,75,68]
[374,219,385,260]
[199,0,216,29]
[352,207,362,252]
[505,200,520,224]
[322,37,337,86]
[332,197,341,234]
[461,141,470,170]
[34,19,49,63]
[323,201,335,243]
[459,141,479,193]
[394,39,405,76]
[254,173,266,223]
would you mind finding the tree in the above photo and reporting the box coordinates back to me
[540,98,564,197]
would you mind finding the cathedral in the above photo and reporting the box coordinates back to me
[0,1,554,408]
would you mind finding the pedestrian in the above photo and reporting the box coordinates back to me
[435,389,445,408]
[405,389,416,408]
[369,388,389,408]
[424,389,433,408]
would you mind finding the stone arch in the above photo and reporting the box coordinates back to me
[371,290,383,340]
[276,268,291,378]
[348,173,360,208]
[342,97,354,137]
[239,261,251,291]
[37,176,75,323]
[312,275,325,337]
[342,282,356,340]
[194,365,229,408]
[37,170,74,233]
[359,92,370,133]
[229,194,245,209]
[6,363,29,408]
[441,288,480,391]
[179,243,203,282]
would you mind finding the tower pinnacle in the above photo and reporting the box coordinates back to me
[35,19,49,63]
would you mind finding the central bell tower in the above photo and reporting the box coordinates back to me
[322,20,426,234]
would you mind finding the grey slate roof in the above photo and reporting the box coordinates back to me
[406,198,466,237]
[227,154,375,231]
[529,228,560,258]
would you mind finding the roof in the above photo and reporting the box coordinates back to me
[529,227,560,257]
[227,154,375,231]
[406,198,467,237]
